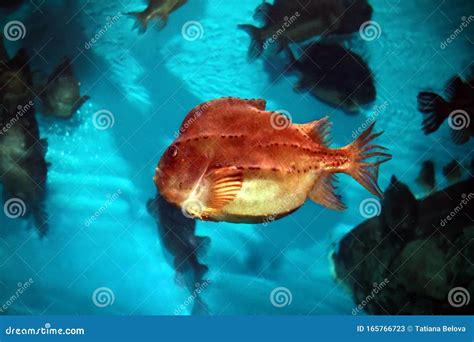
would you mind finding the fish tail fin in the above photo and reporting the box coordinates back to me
[417,91,448,134]
[127,11,149,33]
[451,126,470,145]
[191,294,210,316]
[343,122,392,198]
[238,24,264,62]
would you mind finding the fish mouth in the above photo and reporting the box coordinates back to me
[155,166,165,178]
[153,167,164,186]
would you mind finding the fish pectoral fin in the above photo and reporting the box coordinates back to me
[203,167,244,211]
[308,173,346,211]
[299,116,332,147]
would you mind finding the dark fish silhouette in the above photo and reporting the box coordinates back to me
[417,72,474,144]
[40,58,89,119]
[0,50,49,237]
[127,0,187,33]
[239,0,372,61]
[287,43,376,113]
[442,159,463,184]
[147,194,210,315]
[0,35,8,63]
[415,160,435,192]
[0,0,25,11]
[381,176,418,238]
[0,49,33,116]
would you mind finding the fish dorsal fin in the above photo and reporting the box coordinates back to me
[444,76,464,101]
[308,173,346,211]
[253,1,272,24]
[299,116,332,146]
[207,97,266,111]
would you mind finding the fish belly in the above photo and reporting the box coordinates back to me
[215,171,315,223]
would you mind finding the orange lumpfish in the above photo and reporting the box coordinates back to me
[154,98,391,223]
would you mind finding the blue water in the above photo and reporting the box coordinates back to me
[0,0,472,315]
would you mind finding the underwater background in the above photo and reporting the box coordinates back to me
[0,0,473,315]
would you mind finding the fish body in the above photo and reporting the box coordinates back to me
[418,72,474,144]
[0,50,49,237]
[128,0,187,33]
[147,194,210,315]
[442,159,463,184]
[289,43,376,113]
[0,49,32,117]
[239,0,372,61]
[0,122,49,237]
[155,98,391,223]
[41,58,89,119]
[381,176,418,238]
[0,35,8,63]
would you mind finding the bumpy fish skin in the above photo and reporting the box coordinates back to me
[155,98,391,223]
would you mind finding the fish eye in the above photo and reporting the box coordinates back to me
[168,145,178,158]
